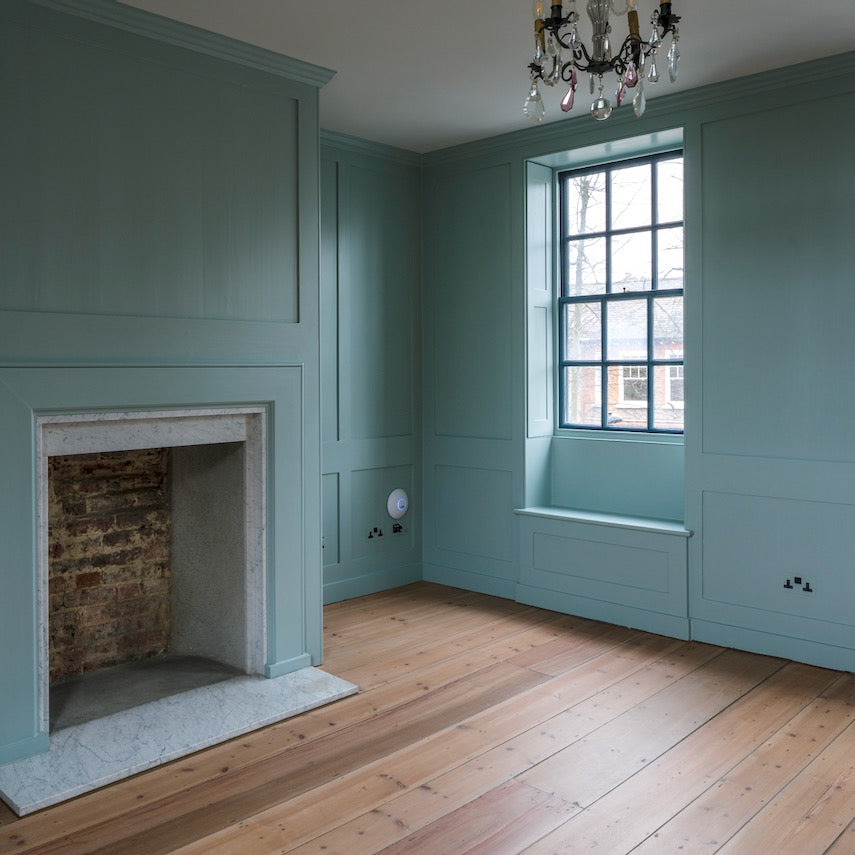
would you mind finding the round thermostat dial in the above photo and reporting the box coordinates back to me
[387,488,409,519]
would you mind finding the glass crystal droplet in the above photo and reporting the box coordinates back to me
[589,73,596,95]
[632,83,646,117]
[551,48,563,84]
[615,81,626,107]
[649,26,661,48]
[523,81,545,123]
[624,60,638,88]
[667,39,680,82]
[591,96,613,121]
[647,56,660,83]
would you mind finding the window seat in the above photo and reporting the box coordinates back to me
[514,505,691,638]
[514,506,692,538]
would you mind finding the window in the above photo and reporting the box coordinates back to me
[558,151,684,433]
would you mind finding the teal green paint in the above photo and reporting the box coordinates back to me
[516,511,689,626]
[0,380,39,753]
[0,0,324,762]
[320,139,422,603]
[322,473,341,566]
[433,465,515,567]
[550,436,684,522]
[428,165,515,441]
[422,48,855,670]
[348,163,420,440]
[700,96,855,463]
[0,367,321,756]
[351,466,414,558]
[1,6,300,323]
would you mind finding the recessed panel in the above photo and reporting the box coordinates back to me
[1,18,299,323]
[700,98,855,461]
[701,491,855,626]
[322,473,340,567]
[434,465,513,561]
[351,465,414,559]
[432,166,513,440]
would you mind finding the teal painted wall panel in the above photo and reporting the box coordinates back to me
[700,96,855,462]
[1,6,299,323]
[0,366,320,755]
[551,436,684,522]
[433,465,514,564]
[516,512,689,636]
[348,163,420,440]
[0,382,39,756]
[423,51,855,670]
[351,465,415,557]
[0,1,324,762]
[700,491,855,635]
[429,165,515,441]
[320,136,422,603]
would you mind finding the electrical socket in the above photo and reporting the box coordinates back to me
[783,576,814,593]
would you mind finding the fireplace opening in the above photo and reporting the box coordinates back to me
[38,408,269,734]
[47,445,251,730]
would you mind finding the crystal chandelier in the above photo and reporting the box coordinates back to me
[524,0,681,123]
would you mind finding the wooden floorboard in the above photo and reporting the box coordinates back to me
[3,582,853,855]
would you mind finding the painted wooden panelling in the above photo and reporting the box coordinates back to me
[551,436,684,522]
[0,0,324,764]
[699,95,855,463]
[320,135,422,603]
[516,512,689,637]
[1,9,299,324]
[429,165,515,442]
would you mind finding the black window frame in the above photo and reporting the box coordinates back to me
[557,150,684,434]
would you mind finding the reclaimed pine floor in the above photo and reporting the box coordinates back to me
[3,582,855,854]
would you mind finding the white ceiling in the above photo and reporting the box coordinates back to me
[119,1,855,154]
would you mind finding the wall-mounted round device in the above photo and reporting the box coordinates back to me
[386,488,409,519]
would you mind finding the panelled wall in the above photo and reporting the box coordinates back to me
[421,51,855,671]
[0,0,329,764]
[320,135,423,602]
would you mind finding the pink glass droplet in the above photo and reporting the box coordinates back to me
[625,60,639,88]
[560,86,575,112]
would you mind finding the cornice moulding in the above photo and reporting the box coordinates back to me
[27,0,336,88]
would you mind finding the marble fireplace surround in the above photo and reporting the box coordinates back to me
[36,406,270,729]
[0,406,357,816]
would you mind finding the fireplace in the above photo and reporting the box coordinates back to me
[40,409,273,738]
[0,386,355,817]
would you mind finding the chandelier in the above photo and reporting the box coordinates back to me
[524,0,681,123]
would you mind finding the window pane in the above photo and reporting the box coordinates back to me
[563,365,602,427]
[657,157,684,224]
[652,296,683,359]
[607,365,648,429]
[657,226,684,290]
[565,171,606,235]
[563,302,601,360]
[565,237,606,295]
[606,299,647,361]
[611,164,651,230]
[611,231,652,292]
[653,365,684,431]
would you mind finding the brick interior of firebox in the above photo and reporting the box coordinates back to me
[48,448,172,683]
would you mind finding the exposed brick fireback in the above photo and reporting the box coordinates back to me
[48,448,171,682]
